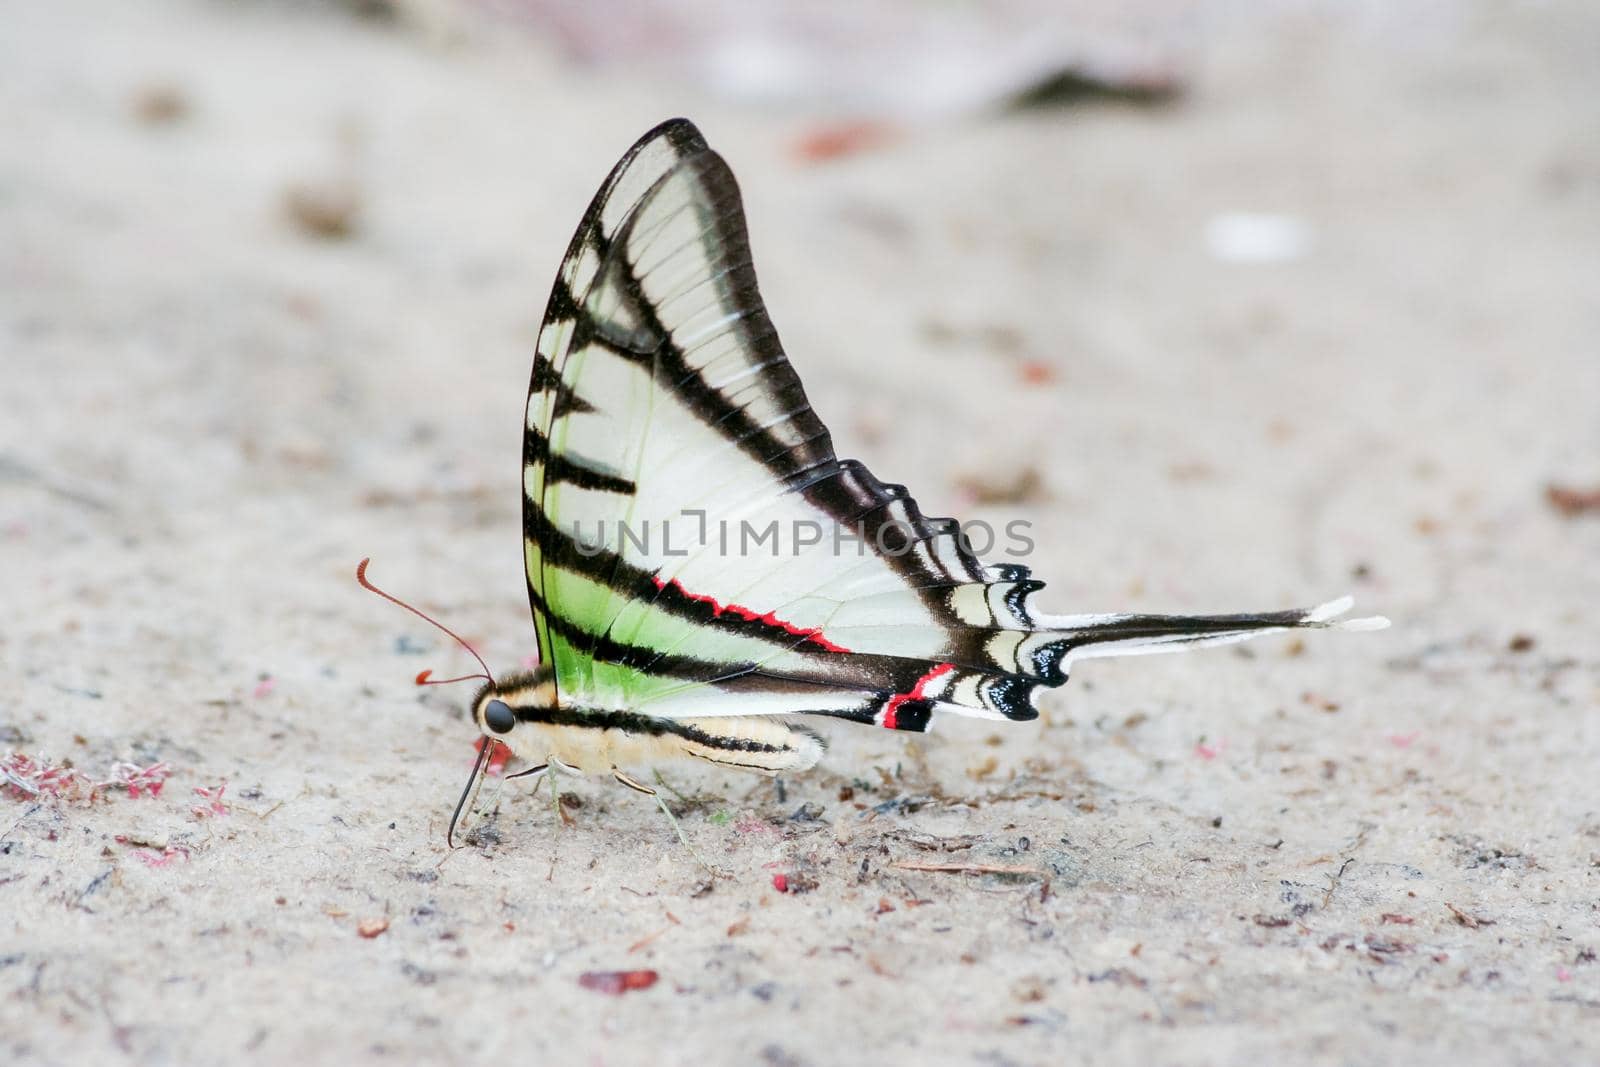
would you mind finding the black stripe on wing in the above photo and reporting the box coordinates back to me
[526,584,749,683]
[580,151,837,481]
[686,663,1045,733]
[525,426,636,495]
[531,354,596,417]
[782,459,991,603]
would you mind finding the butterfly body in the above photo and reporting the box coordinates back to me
[472,671,825,777]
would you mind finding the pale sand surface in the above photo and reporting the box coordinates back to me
[2,2,1597,1064]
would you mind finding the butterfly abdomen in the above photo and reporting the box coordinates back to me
[513,708,824,776]
[668,716,825,774]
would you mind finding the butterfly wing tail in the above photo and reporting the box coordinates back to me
[1032,595,1390,669]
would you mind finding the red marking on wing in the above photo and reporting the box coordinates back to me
[651,577,850,653]
[881,662,956,730]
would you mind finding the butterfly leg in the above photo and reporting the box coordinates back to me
[501,761,570,827]
[611,767,655,795]
[650,769,692,804]
[613,767,724,879]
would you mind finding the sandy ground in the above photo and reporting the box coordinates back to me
[3,2,1598,1064]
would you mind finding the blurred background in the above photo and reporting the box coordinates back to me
[3,3,1598,1064]
[4,0,1594,661]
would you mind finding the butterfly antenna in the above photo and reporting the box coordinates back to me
[355,558,495,686]
[414,670,490,687]
[447,738,496,849]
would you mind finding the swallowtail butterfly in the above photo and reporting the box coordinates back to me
[363,119,1386,844]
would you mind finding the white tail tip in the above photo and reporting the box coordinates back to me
[1306,594,1390,631]
[1305,595,1354,623]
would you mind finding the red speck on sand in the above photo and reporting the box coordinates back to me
[1020,361,1055,384]
[191,781,229,818]
[106,761,172,799]
[793,121,894,162]
[2,752,84,800]
[773,873,790,893]
[577,970,658,995]
[136,845,189,868]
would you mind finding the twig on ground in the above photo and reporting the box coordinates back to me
[891,861,1041,877]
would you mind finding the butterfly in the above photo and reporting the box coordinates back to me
[360,118,1386,846]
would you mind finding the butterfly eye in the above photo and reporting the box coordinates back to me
[483,699,515,734]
